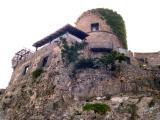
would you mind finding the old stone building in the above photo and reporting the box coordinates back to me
[2,8,160,120]
[76,10,121,50]
[10,24,88,84]
[11,9,128,73]
[76,9,127,54]
[10,8,160,84]
[10,8,160,85]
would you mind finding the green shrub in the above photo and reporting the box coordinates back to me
[59,39,86,65]
[101,51,126,64]
[32,68,43,79]
[105,94,112,100]
[75,58,95,69]
[100,51,117,65]
[61,40,79,64]
[100,51,126,71]
[83,103,110,114]
[116,53,126,63]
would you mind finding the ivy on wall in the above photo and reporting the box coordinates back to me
[93,8,127,49]
[59,38,86,65]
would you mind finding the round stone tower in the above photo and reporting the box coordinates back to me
[76,8,127,52]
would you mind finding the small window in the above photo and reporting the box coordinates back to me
[23,65,29,75]
[91,23,99,31]
[42,56,49,67]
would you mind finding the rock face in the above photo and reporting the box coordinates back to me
[0,89,5,120]
[1,36,159,120]
[0,104,5,120]
[1,43,160,120]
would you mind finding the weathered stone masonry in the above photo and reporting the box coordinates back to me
[2,8,160,120]
[76,10,123,50]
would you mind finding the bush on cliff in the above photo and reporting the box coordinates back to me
[83,103,110,114]
[32,68,43,79]
[100,51,126,71]
[75,58,95,69]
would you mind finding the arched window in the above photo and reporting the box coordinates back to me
[23,65,29,75]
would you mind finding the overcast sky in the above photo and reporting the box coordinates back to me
[0,0,160,88]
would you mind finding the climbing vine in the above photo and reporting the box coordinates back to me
[59,38,86,65]
[93,8,127,49]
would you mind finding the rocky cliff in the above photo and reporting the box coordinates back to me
[1,51,160,120]
[0,89,5,120]
[1,40,160,120]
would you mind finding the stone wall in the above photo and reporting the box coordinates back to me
[8,34,86,86]
[8,38,154,100]
[76,11,112,33]
[86,32,122,49]
[134,52,160,66]
[2,42,158,119]
[9,43,61,86]
[118,64,153,92]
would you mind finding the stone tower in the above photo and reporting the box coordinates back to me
[76,8,127,52]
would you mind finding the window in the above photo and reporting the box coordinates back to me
[42,56,49,67]
[91,23,99,31]
[23,65,29,75]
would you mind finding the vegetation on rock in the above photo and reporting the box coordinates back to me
[59,38,127,72]
[83,103,110,114]
[105,94,112,100]
[59,38,86,65]
[100,51,126,71]
[75,58,95,69]
[93,8,127,49]
[32,68,43,79]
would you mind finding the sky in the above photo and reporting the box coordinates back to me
[0,0,160,88]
